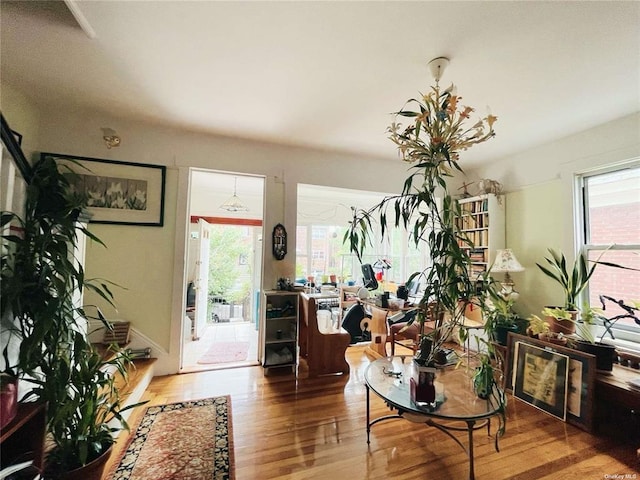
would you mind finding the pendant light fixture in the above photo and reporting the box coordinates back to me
[219,176,249,212]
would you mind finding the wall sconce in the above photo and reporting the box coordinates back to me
[101,128,121,149]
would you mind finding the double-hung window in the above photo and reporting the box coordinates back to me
[578,162,640,345]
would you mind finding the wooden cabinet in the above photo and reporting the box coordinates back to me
[0,402,46,475]
[455,194,505,280]
[262,291,299,372]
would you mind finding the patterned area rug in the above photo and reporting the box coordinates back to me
[107,396,234,480]
[197,341,249,364]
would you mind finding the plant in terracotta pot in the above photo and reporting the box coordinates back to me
[1,155,142,479]
[536,248,633,333]
[536,249,598,313]
[541,306,576,335]
[527,313,568,345]
[527,314,550,338]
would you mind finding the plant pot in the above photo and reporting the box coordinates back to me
[547,315,577,335]
[494,324,518,345]
[514,317,529,335]
[0,376,18,429]
[56,445,113,480]
[539,332,568,346]
[574,340,617,372]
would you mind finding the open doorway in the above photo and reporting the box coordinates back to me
[182,170,264,372]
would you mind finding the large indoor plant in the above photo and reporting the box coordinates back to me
[1,155,141,479]
[345,65,505,437]
[346,79,497,364]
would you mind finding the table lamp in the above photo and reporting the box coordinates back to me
[492,249,525,297]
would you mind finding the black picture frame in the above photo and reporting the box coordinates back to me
[1,113,32,184]
[506,333,596,431]
[43,152,166,227]
[272,223,287,260]
[514,341,569,421]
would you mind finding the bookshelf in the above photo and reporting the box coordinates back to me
[455,194,505,280]
[261,291,299,373]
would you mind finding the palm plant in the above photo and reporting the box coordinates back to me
[1,155,142,477]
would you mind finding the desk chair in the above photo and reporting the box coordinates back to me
[388,303,442,355]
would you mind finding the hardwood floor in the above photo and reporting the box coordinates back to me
[108,345,638,479]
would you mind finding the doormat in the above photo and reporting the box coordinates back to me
[197,341,249,364]
[107,396,234,480]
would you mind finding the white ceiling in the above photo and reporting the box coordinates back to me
[1,1,639,168]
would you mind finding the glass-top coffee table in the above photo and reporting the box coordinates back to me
[364,356,506,480]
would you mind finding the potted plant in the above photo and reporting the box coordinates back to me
[571,296,639,372]
[1,155,141,479]
[536,248,633,333]
[526,313,568,345]
[345,76,497,366]
[541,306,575,335]
[527,314,550,338]
[42,339,141,480]
[536,248,599,312]
[482,279,520,346]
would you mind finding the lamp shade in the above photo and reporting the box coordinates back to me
[219,177,249,212]
[492,249,524,272]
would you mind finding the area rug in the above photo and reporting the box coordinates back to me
[197,341,249,364]
[107,396,234,480]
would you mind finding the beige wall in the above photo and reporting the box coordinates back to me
[463,112,640,321]
[504,180,565,318]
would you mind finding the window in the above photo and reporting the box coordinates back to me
[579,163,640,338]
[296,222,430,286]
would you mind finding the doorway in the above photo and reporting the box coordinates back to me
[181,170,264,372]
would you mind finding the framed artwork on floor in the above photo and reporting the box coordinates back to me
[506,333,596,431]
[43,152,166,226]
[513,341,569,421]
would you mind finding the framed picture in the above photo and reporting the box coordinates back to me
[506,333,596,431]
[43,153,166,226]
[514,341,569,421]
[1,115,30,220]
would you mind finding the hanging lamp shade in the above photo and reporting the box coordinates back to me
[219,177,249,212]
